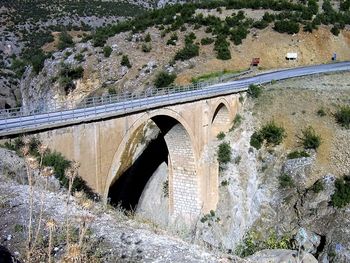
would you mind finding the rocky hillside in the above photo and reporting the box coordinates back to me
[2,0,350,112]
[192,71,350,262]
[1,0,147,109]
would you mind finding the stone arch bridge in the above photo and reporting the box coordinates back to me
[34,93,240,220]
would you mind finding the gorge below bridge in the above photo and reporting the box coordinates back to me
[1,62,350,221]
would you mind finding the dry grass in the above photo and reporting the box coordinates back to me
[252,72,350,183]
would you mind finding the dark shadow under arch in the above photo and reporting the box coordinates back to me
[107,115,188,211]
[108,134,168,210]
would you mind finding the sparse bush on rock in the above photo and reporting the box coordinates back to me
[299,126,321,150]
[103,45,113,57]
[58,31,74,50]
[250,121,285,149]
[287,150,310,159]
[121,54,132,68]
[260,121,286,145]
[217,141,231,169]
[334,105,350,128]
[247,84,262,98]
[154,71,176,88]
[279,173,294,188]
[217,132,225,140]
[331,175,350,208]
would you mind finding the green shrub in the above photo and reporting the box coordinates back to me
[200,210,220,226]
[166,33,178,45]
[250,131,263,150]
[299,126,322,150]
[108,87,116,95]
[185,32,196,44]
[221,180,229,186]
[74,53,84,62]
[11,58,26,78]
[273,20,299,34]
[29,50,47,74]
[230,27,249,45]
[201,37,214,45]
[247,84,262,98]
[103,45,113,57]
[331,26,340,36]
[154,71,176,88]
[214,36,231,60]
[59,64,84,94]
[121,55,132,68]
[235,230,291,258]
[334,105,350,128]
[311,180,324,193]
[253,20,269,29]
[317,108,326,117]
[331,176,350,208]
[217,132,225,140]
[217,142,231,167]
[42,151,70,187]
[1,137,24,154]
[142,43,152,52]
[230,114,242,131]
[260,121,286,145]
[287,150,310,159]
[174,43,199,61]
[60,64,84,80]
[43,151,95,198]
[144,32,151,42]
[279,173,294,188]
[58,31,73,50]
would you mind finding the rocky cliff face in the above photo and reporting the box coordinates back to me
[194,74,350,262]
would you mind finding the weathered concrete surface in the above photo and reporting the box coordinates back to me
[38,94,240,220]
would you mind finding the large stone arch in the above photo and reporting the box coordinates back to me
[104,108,201,219]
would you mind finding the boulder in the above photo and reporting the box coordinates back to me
[246,249,318,263]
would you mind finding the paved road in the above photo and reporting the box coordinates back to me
[1,62,350,136]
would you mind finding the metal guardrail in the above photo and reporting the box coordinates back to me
[0,79,222,120]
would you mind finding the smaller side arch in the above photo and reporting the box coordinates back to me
[211,98,232,137]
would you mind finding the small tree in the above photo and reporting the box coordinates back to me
[260,121,286,145]
[331,26,340,36]
[279,174,294,188]
[250,131,263,150]
[121,55,132,68]
[103,45,112,57]
[154,71,176,88]
[217,142,231,168]
[331,175,350,208]
[144,32,151,42]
